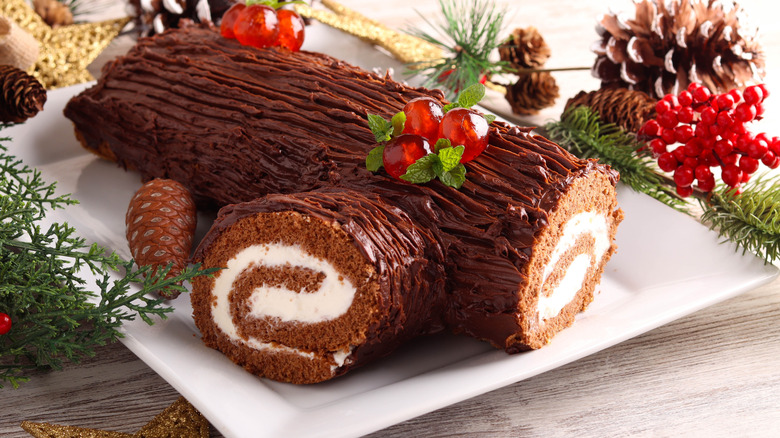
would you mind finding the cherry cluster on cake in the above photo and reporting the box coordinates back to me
[640,83,779,196]
[366,84,496,188]
[220,1,305,51]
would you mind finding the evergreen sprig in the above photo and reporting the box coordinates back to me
[0,136,215,389]
[545,106,689,212]
[407,0,509,98]
[701,177,780,264]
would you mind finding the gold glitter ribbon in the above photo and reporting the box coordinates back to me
[1,0,129,89]
[20,397,209,438]
[295,0,442,67]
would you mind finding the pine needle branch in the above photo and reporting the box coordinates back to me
[406,0,509,98]
[701,176,780,264]
[0,138,217,389]
[545,106,690,213]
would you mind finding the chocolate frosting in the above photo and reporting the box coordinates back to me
[64,26,619,351]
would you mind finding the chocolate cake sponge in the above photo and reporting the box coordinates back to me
[64,26,624,383]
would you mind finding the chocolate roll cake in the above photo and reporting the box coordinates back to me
[64,26,623,382]
[191,189,447,383]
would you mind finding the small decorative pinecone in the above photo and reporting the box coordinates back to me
[592,0,765,99]
[564,87,657,133]
[33,0,74,28]
[0,65,47,123]
[498,27,551,70]
[126,179,197,299]
[128,0,239,36]
[505,72,559,115]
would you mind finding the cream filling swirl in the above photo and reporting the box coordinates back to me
[211,243,356,367]
[537,211,611,322]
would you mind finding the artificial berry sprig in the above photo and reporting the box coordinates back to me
[221,0,306,51]
[0,312,11,335]
[365,83,496,188]
[639,82,779,197]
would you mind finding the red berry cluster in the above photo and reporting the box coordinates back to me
[381,97,489,179]
[640,83,779,196]
[220,2,305,52]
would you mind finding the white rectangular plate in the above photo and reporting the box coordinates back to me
[5,32,777,437]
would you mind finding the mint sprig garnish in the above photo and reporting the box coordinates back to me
[368,114,393,143]
[365,83,495,189]
[400,146,467,188]
[366,145,385,171]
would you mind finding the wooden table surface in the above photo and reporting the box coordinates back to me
[5,1,780,437]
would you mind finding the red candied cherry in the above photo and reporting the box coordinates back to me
[657,152,678,172]
[0,312,10,335]
[276,9,305,51]
[382,134,433,179]
[721,164,743,187]
[402,97,444,145]
[220,3,246,39]
[234,4,280,49]
[437,108,489,163]
[734,102,757,122]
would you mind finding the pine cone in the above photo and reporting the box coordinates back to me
[505,72,559,115]
[129,0,239,36]
[126,179,197,299]
[592,0,765,99]
[564,87,657,133]
[498,27,551,70]
[33,0,74,28]
[0,65,47,123]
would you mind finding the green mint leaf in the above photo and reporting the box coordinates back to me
[457,83,486,109]
[439,163,467,188]
[367,113,393,143]
[366,145,385,172]
[391,111,406,137]
[433,138,451,152]
[437,145,464,173]
[400,153,439,184]
[484,114,496,124]
[442,102,460,112]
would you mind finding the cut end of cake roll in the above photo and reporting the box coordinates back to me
[512,168,623,351]
[191,190,446,384]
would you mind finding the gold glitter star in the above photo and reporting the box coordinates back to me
[20,397,210,438]
[1,0,129,89]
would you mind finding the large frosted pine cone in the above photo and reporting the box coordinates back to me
[592,0,765,99]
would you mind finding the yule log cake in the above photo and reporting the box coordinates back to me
[64,26,624,384]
